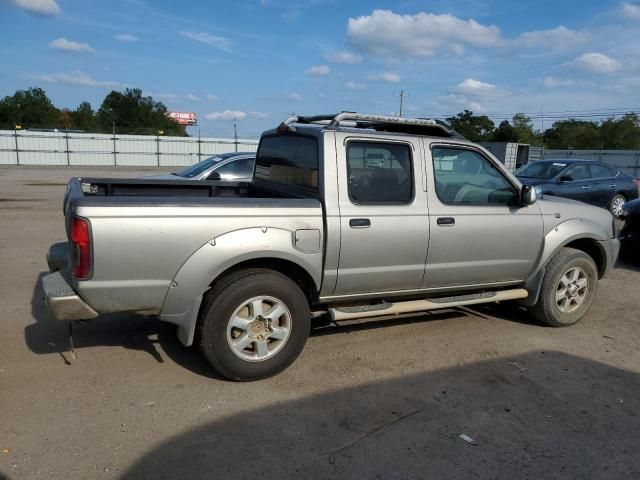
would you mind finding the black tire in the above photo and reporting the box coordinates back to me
[198,268,311,381]
[610,193,626,218]
[530,248,598,327]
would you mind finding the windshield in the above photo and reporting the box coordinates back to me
[516,161,567,180]
[176,157,221,178]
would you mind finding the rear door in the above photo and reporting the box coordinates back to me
[333,134,429,295]
[589,163,618,207]
[423,144,543,288]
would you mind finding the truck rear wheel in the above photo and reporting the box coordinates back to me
[530,248,598,327]
[198,268,311,381]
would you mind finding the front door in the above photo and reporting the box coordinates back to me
[553,163,593,204]
[423,145,543,288]
[334,136,429,295]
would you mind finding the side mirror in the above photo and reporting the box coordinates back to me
[207,171,221,181]
[521,184,537,206]
[559,175,573,183]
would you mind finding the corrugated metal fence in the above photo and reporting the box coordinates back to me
[0,129,259,166]
[530,147,640,178]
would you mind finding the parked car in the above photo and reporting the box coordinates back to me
[620,197,640,260]
[44,112,619,381]
[145,152,255,181]
[515,159,638,217]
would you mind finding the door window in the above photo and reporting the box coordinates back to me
[213,157,255,177]
[432,147,517,205]
[565,164,590,180]
[590,164,616,179]
[346,142,413,204]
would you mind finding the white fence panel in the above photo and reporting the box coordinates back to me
[0,129,259,166]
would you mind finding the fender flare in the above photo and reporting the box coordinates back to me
[159,227,322,346]
[521,218,611,306]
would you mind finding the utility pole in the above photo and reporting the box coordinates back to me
[395,90,409,116]
[540,107,544,132]
[233,117,238,152]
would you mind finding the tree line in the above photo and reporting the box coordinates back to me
[1,87,639,148]
[0,87,186,136]
[447,109,640,150]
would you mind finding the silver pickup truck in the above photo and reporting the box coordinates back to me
[43,112,619,381]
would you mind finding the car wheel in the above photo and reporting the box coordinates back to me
[610,194,626,217]
[199,268,311,381]
[530,247,598,327]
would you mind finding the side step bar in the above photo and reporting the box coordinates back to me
[328,288,528,321]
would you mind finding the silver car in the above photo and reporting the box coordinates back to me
[147,152,255,181]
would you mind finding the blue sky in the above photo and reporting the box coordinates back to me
[1,0,639,137]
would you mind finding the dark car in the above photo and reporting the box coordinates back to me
[516,159,638,217]
[620,197,640,259]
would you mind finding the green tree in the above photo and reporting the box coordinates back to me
[512,113,541,145]
[446,110,495,142]
[0,87,59,129]
[70,101,96,131]
[598,114,640,149]
[543,120,602,149]
[97,88,185,136]
[492,120,518,142]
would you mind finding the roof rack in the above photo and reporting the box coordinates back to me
[278,111,458,138]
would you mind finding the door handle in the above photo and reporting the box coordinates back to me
[437,217,455,226]
[581,186,590,190]
[349,218,371,228]
[609,184,617,188]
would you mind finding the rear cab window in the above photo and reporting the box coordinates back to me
[255,134,319,193]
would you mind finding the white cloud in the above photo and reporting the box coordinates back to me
[206,110,247,121]
[570,52,622,73]
[323,50,362,64]
[9,0,60,17]
[179,31,231,52]
[348,9,502,58]
[185,94,200,101]
[543,76,595,88]
[205,110,267,121]
[367,72,401,83]
[305,65,330,76]
[346,81,367,90]
[27,71,125,89]
[514,26,588,51]
[48,38,94,53]
[115,34,139,42]
[621,2,640,19]
[206,94,219,101]
[436,94,486,113]
[456,78,506,97]
[284,92,303,101]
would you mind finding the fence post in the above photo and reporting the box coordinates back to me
[14,127,19,165]
[156,134,161,166]
[198,132,202,162]
[65,130,70,166]
[113,133,117,166]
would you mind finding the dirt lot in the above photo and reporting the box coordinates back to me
[1,165,640,480]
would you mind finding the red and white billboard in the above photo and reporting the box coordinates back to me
[168,111,197,125]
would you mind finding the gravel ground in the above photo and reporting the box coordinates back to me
[1,166,639,480]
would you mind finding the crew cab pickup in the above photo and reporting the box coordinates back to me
[43,112,619,381]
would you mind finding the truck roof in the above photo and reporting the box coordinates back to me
[265,112,466,141]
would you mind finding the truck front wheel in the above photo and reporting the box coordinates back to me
[198,268,311,381]
[530,248,598,327]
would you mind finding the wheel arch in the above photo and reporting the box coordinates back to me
[159,227,322,346]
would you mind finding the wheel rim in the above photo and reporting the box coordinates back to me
[226,295,292,362]
[612,196,625,216]
[555,267,589,314]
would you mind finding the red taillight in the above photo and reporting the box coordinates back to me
[71,216,91,280]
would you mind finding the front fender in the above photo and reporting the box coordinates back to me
[159,227,322,345]
[521,217,613,306]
